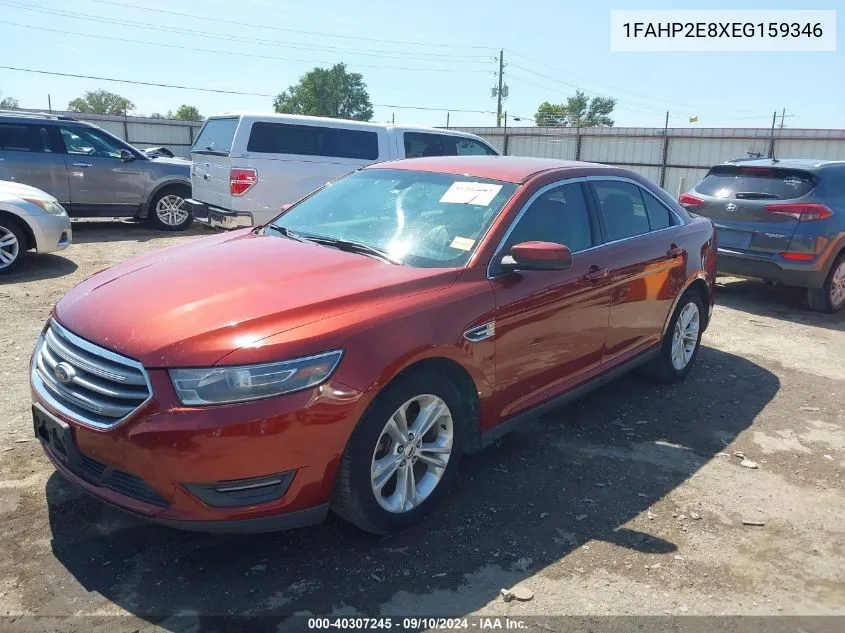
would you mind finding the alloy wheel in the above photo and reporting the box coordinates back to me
[671,302,700,371]
[155,194,189,227]
[0,226,20,270]
[830,261,845,308]
[370,394,454,513]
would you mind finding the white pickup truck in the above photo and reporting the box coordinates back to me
[186,112,500,229]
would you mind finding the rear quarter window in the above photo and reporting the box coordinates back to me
[0,124,54,152]
[697,166,817,200]
[192,117,239,156]
[247,122,379,160]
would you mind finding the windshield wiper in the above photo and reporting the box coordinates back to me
[262,225,305,242]
[302,236,403,265]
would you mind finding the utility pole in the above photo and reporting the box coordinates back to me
[496,49,504,127]
[779,107,787,128]
[502,111,508,155]
[768,110,777,158]
[47,94,52,113]
[391,113,395,125]
[659,111,670,188]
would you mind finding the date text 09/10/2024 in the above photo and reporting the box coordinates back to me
[307,617,529,630]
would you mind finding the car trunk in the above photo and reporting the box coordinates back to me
[190,116,240,212]
[687,165,818,254]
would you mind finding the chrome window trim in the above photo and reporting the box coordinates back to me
[31,319,153,430]
[585,175,685,227]
[486,177,589,280]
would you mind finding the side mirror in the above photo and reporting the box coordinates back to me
[120,149,136,162]
[502,241,573,271]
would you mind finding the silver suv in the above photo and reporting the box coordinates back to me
[0,111,193,231]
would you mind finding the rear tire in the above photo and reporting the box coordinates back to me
[807,253,845,314]
[332,371,466,535]
[641,290,704,383]
[148,186,192,231]
[0,217,26,274]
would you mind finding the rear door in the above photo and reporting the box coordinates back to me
[190,116,240,211]
[686,165,817,254]
[0,122,70,204]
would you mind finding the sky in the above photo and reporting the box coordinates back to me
[0,0,842,130]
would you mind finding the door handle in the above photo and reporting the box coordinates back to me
[583,266,610,281]
[72,162,93,168]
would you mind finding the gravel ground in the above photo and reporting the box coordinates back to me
[0,220,843,628]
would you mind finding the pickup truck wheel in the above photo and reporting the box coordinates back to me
[641,290,704,383]
[0,219,25,274]
[332,371,465,535]
[149,187,192,231]
[807,254,845,314]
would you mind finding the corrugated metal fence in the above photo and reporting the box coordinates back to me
[455,126,845,195]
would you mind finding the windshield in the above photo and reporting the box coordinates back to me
[271,168,518,268]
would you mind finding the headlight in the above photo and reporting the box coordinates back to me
[22,197,66,215]
[169,350,343,406]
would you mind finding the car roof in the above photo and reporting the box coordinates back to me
[719,158,845,171]
[367,156,615,184]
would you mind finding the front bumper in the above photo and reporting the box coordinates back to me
[29,212,72,254]
[186,199,253,230]
[32,369,369,532]
[717,247,827,288]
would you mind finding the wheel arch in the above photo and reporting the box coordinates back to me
[0,209,35,251]
[660,273,712,337]
[140,179,191,218]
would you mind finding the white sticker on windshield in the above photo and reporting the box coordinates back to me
[440,182,503,206]
[450,236,475,251]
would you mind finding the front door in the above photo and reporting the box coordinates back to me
[58,125,146,216]
[489,180,613,420]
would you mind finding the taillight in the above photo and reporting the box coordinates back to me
[230,168,257,196]
[765,203,832,222]
[780,252,816,261]
[678,193,703,208]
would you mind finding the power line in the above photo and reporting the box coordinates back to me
[0,65,497,114]
[0,20,489,74]
[0,1,493,63]
[91,0,496,52]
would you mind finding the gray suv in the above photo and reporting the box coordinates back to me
[0,111,192,231]
[681,159,845,313]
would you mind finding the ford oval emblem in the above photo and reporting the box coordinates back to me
[53,362,76,385]
[725,203,738,212]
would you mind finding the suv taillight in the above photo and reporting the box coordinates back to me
[765,203,832,222]
[230,168,257,196]
[678,193,703,208]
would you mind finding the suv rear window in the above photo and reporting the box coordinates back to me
[192,117,239,156]
[247,122,379,160]
[697,165,817,200]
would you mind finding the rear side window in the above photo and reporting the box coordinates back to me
[642,189,674,230]
[247,122,379,160]
[696,166,817,200]
[193,117,239,155]
[0,124,54,152]
[592,181,651,241]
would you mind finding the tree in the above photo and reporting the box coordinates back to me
[149,112,167,119]
[0,96,19,109]
[173,104,204,121]
[273,63,373,121]
[67,90,134,115]
[534,91,616,127]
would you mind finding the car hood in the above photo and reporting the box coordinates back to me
[0,179,56,202]
[54,230,460,367]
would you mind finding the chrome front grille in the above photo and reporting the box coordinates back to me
[32,320,152,429]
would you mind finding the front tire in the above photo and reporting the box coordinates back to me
[0,218,26,274]
[642,290,704,383]
[148,186,192,231]
[332,371,466,535]
[807,253,845,314]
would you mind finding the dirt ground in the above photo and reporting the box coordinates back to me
[0,220,843,628]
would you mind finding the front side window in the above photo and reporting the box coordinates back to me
[456,137,497,156]
[501,182,593,255]
[60,126,125,158]
[404,132,458,158]
[592,181,651,241]
[247,122,379,160]
[0,124,53,153]
[272,168,517,268]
